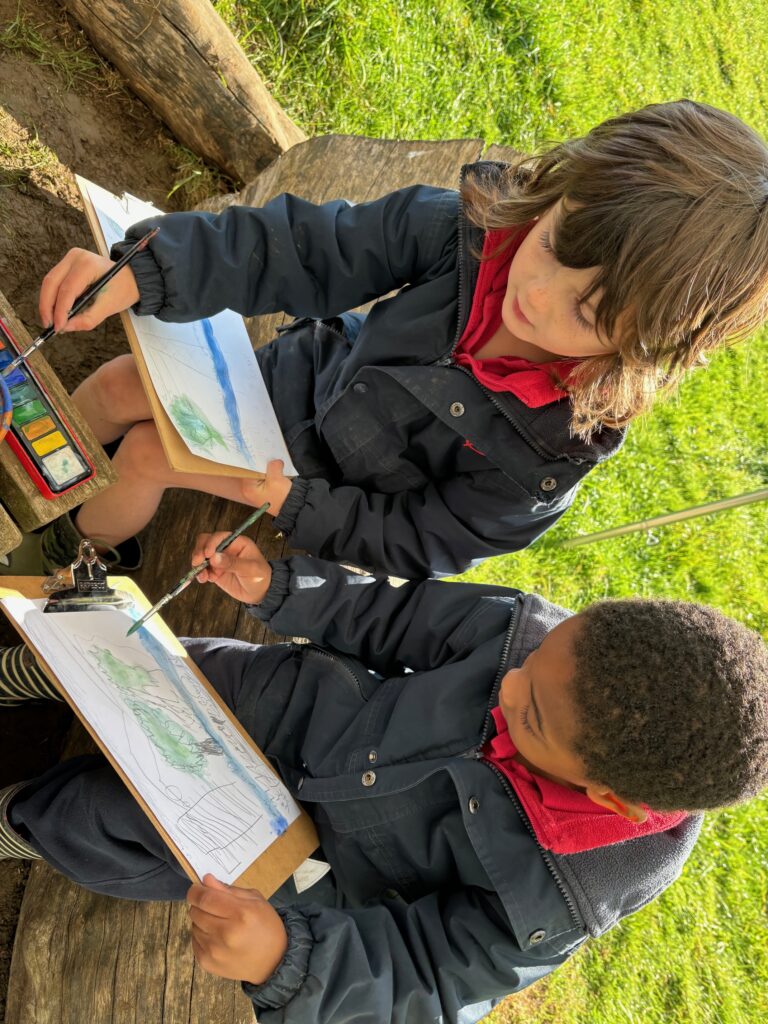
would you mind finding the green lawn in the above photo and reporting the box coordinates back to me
[217,3,768,1021]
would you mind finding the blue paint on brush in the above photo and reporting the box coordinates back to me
[201,318,254,467]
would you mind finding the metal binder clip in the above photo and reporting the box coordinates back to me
[42,539,132,613]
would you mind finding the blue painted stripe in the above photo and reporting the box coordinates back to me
[201,318,252,466]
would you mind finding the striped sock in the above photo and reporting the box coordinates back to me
[0,782,41,860]
[0,646,63,706]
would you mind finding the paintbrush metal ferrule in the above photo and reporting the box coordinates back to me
[126,591,173,637]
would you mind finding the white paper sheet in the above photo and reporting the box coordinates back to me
[79,177,296,475]
[2,596,300,883]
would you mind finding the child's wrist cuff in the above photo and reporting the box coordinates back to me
[247,561,291,620]
[109,241,165,316]
[273,478,309,535]
[242,906,312,1009]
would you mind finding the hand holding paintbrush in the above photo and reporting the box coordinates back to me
[37,226,158,339]
[126,503,271,636]
[2,228,159,378]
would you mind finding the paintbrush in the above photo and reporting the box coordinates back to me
[126,503,271,636]
[2,227,159,377]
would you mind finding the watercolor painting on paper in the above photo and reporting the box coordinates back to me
[77,177,296,476]
[1,595,300,883]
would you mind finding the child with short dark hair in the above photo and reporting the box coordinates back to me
[32,99,768,578]
[2,540,767,1022]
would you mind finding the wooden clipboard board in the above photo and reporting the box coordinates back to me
[75,174,263,481]
[0,576,318,897]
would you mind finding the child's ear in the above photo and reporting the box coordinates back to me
[584,784,648,824]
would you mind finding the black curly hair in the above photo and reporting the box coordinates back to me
[569,600,768,811]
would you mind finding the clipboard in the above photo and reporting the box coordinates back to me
[75,174,264,481]
[0,575,318,897]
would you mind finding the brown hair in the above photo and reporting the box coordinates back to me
[462,100,768,437]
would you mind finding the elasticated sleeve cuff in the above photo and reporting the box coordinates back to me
[246,560,292,621]
[273,478,311,535]
[241,906,313,1010]
[109,241,166,317]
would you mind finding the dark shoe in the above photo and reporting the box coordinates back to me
[40,512,143,575]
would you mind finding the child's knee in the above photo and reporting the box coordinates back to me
[90,354,148,423]
[115,421,171,482]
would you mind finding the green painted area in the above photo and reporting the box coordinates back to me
[91,647,156,692]
[90,646,207,776]
[169,394,226,449]
[216,2,768,1020]
[125,700,206,776]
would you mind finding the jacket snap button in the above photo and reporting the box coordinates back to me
[353,381,369,394]
[449,402,465,417]
[528,928,546,944]
[468,796,480,814]
[540,476,558,492]
[362,770,377,786]
[368,750,378,763]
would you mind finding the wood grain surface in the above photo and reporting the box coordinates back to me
[57,0,305,182]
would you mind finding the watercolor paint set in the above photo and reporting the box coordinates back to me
[0,317,95,498]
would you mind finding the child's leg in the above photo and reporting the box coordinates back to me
[73,420,253,546]
[69,353,253,545]
[1,756,189,897]
[71,354,153,444]
[0,645,63,706]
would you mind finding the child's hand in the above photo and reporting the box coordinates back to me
[187,874,288,984]
[39,248,140,333]
[192,533,272,604]
[240,460,292,518]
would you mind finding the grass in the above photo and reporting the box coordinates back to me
[160,142,233,206]
[221,2,768,1021]
[0,4,230,207]
[0,110,58,191]
[0,3,105,93]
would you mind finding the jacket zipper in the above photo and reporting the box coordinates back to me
[471,600,584,932]
[300,643,368,700]
[451,164,472,351]
[456,363,561,462]
[481,756,584,932]
[479,599,521,745]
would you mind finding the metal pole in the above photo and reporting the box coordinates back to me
[561,488,768,548]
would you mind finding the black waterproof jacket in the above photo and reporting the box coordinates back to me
[184,557,701,1023]
[115,166,625,577]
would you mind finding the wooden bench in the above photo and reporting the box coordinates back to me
[4,134,519,1024]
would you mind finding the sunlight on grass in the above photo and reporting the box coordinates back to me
[0,4,103,91]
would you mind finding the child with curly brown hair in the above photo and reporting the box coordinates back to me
[1,541,767,1022]
[34,99,768,578]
